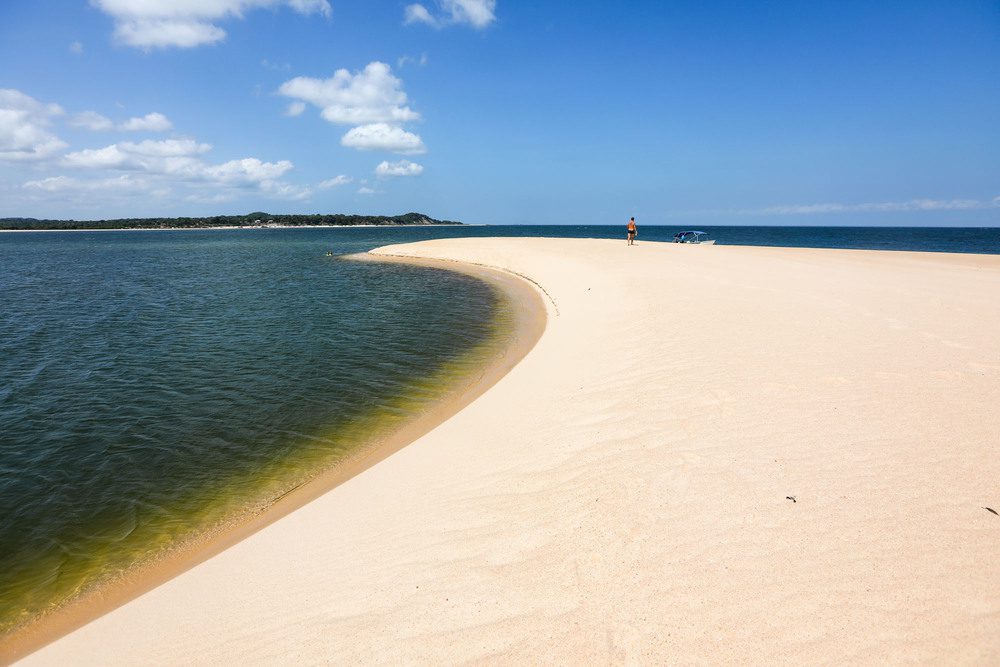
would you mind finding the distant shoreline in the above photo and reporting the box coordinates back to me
[0,224,467,233]
[0,211,461,232]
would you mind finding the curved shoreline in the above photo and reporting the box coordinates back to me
[1,252,547,664]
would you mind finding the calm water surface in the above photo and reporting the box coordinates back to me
[1,224,997,633]
[472,224,1000,254]
[0,228,509,633]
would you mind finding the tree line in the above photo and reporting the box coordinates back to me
[0,212,461,231]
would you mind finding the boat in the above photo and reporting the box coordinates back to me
[672,230,715,245]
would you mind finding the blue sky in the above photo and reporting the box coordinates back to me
[1,0,997,225]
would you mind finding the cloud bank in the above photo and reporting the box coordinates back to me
[61,137,295,192]
[1,87,311,206]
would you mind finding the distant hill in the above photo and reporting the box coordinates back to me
[0,212,461,231]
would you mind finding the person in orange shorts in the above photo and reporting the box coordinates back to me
[626,216,637,245]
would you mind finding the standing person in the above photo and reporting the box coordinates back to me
[626,216,637,245]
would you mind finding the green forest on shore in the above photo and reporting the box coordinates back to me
[0,212,460,231]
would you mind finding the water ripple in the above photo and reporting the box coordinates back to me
[0,229,503,633]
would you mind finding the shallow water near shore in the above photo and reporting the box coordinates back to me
[0,228,518,635]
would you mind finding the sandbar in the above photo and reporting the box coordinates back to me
[14,238,1000,664]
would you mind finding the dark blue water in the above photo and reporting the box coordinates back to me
[0,223,996,634]
[462,225,1000,254]
[227,224,996,254]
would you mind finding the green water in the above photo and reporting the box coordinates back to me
[0,228,512,634]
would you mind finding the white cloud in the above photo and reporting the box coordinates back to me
[120,112,173,132]
[258,178,312,200]
[181,172,310,201]
[69,41,84,54]
[318,174,352,188]
[7,89,309,206]
[447,0,496,27]
[23,176,76,192]
[357,186,376,195]
[92,0,332,49]
[404,0,496,29]
[23,174,153,193]
[121,138,212,156]
[184,191,237,203]
[62,138,210,169]
[261,58,291,72]
[285,0,330,15]
[63,145,130,169]
[375,159,423,177]
[279,62,429,157]
[341,123,425,154]
[115,17,228,48]
[6,89,312,205]
[0,89,67,161]
[69,110,174,132]
[278,62,419,125]
[61,138,295,196]
[404,4,438,27]
[202,157,293,184]
[397,53,429,68]
[70,111,115,131]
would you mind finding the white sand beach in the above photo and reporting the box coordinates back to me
[17,238,1000,664]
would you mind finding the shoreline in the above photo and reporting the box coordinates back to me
[16,238,1000,664]
[1,253,547,664]
[0,224,467,233]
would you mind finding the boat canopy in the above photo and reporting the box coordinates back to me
[673,230,715,244]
